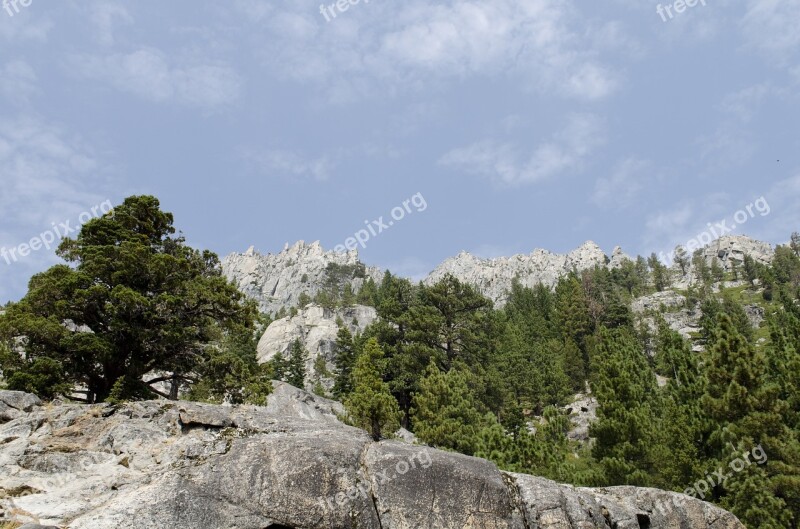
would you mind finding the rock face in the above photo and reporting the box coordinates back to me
[702,235,773,272]
[257,304,378,392]
[0,388,744,529]
[221,241,382,315]
[425,241,608,306]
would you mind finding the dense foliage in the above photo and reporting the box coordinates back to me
[2,196,799,527]
[0,196,270,404]
[330,237,800,528]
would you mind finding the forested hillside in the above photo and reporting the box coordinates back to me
[2,196,799,528]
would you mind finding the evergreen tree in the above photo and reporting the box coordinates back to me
[554,275,594,355]
[710,258,725,284]
[651,320,708,488]
[701,313,799,527]
[344,338,401,441]
[356,277,379,306]
[0,196,255,403]
[590,327,659,486]
[412,362,488,455]
[286,339,308,388]
[270,351,289,381]
[693,249,712,287]
[332,325,359,398]
[648,253,669,292]
[674,246,690,276]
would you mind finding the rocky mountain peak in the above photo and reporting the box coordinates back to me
[425,240,612,306]
[222,242,382,315]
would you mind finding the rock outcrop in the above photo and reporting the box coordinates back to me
[223,236,775,314]
[222,241,382,315]
[0,388,744,529]
[425,241,608,306]
[701,235,773,272]
[257,304,378,392]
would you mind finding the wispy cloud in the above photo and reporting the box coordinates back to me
[439,113,603,186]
[240,148,335,182]
[740,0,800,65]
[68,48,243,109]
[251,0,621,101]
[0,116,117,302]
[88,1,133,46]
[592,157,651,208]
[0,61,38,106]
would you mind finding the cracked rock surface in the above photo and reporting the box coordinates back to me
[0,387,743,529]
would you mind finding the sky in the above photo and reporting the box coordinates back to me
[1,0,799,303]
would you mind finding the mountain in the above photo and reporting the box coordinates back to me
[425,241,608,305]
[222,240,383,314]
[223,235,775,313]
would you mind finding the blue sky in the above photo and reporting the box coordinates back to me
[1,0,799,303]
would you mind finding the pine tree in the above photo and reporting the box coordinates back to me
[651,320,708,488]
[700,313,798,527]
[674,246,690,276]
[710,258,725,284]
[344,338,401,441]
[270,351,288,381]
[590,327,659,486]
[554,275,594,353]
[333,326,358,398]
[693,249,712,287]
[412,362,487,455]
[286,339,307,389]
[648,253,669,292]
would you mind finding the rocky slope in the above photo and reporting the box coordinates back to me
[0,388,744,529]
[222,241,382,315]
[701,235,773,272]
[425,241,609,306]
[257,304,378,392]
[224,236,774,314]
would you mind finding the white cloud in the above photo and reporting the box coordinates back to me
[0,60,38,106]
[641,203,694,255]
[740,0,800,64]
[0,10,53,42]
[241,148,334,182]
[720,83,776,121]
[592,157,650,208]
[255,0,621,101]
[69,48,242,109]
[0,116,116,302]
[439,113,603,186]
[89,2,133,46]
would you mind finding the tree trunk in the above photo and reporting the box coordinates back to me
[169,374,180,400]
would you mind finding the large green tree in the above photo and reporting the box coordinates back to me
[0,196,257,403]
[344,338,401,441]
[589,327,659,486]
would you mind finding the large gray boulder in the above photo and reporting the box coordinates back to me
[0,390,42,423]
[0,389,744,529]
